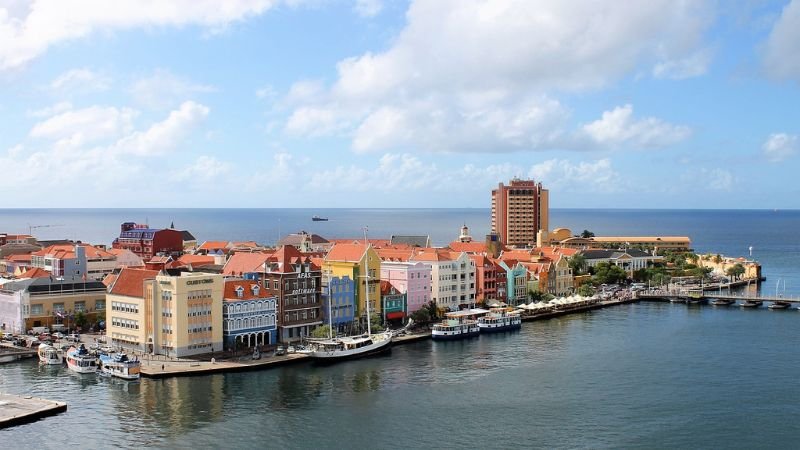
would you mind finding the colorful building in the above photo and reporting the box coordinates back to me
[410,249,475,312]
[379,260,431,314]
[222,279,277,350]
[322,275,356,333]
[106,268,224,357]
[380,281,407,324]
[323,243,382,319]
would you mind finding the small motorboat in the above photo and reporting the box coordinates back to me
[66,344,98,374]
[740,300,763,308]
[710,299,734,306]
[768,301,791,310]
[38,343,62,365]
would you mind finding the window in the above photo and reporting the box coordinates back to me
[74,301,86,312]
[31,304,44,315]
[53,303,65,312]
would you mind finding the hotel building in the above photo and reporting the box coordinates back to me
[491,178,549,247]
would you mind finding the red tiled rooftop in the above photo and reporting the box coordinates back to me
[223,252,273,276]
[325,243,369,263]
[109,268,160,298]
[224,279,268,301]
[18,267,51,279]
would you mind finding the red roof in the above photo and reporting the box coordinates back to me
[448,241,490,253]
[18,267,51,279]
[223,279,267,301]
[109,268,160,298]
[7,254,32,263]
[31,244,115,261]
[409,248,460,262]
[174,254,216,267]
[198,241,231,251]
[325,243,369,263]
[223,252,273,276]
[375,247,414,262]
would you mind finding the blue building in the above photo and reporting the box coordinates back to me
[222,279,278,350]
[323,276,356,333]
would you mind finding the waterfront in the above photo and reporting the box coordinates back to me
[3,301,800,448]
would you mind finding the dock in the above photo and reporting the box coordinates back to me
[0,394,67,428]
[139,353,310,379]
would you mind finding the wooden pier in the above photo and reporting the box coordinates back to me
[0,394,67,428]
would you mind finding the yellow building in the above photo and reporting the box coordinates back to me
[539,228,691,252]
[107,268,223,357]
[322,243,381,317]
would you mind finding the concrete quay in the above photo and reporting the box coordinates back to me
[0,393,67,428]
[139,352,310,379]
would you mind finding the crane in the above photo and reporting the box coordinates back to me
[28,224,64,235]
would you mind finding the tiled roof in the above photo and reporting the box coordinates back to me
[102,272,118,287]
[174,254,216,267]
[7,254,32,262]
[222,252,272,276]
[109,268,160,298]
[269,245,315,273]
[448,241,490,253]
[198,241,231,251]
[223,279,269,301]
[409,248,453,262]
[375,248,414,262]
[390,235,430,247]
[32,244,115,261]
[325,243,368,263]
[18,267,51,279]
[277,232,329,246]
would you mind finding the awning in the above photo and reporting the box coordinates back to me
[386,311,405,320]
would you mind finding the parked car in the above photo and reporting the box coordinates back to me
[2,332,13,341]
[52,332,65,339]
[274,345,286,356]
[68,333,80,342]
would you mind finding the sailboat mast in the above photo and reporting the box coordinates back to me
[364,227,371,336]
[327,275,333,339]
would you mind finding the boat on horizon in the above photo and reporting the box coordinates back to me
[99,352,141,380]
[37,343,62,365]
[312,215,328,221]
[66,344,97,374]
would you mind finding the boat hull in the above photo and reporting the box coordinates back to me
[431,328,480,340]
[306,336,392,362]
[478,323,521,333]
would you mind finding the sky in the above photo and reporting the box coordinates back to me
[0,0,799,209]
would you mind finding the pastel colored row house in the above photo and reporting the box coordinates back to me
[222,279,278,350]
[323,243,382,320]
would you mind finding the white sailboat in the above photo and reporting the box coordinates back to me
[301,229,392,361]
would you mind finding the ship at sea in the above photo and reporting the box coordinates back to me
[312,215,328,221]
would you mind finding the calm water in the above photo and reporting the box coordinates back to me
[2,208,800,448]
[2,303,800,448]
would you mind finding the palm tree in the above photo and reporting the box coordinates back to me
[568,254,587,275]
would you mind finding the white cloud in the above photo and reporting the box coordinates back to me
[762,133,798,162]
[177,155,232,181]
[763,0,800,81]
[680,167,735,192]
[0,0,279,70]
[707,168,734,191]
[130,69,215,110]
[528,158,621,193]
[354,0,382,18]
[115,101,209,155]
[29,105,138,145]
[49,68,111,93]
[582,104,691,148]
[26,101,73,118]
[283,0,711,153]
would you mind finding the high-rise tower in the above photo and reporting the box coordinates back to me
[491,178,549,247]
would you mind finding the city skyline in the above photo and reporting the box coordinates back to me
[1,1,799,209]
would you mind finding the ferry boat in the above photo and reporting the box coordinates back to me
[477,308,522,333]
[312,215,328,221]
[99,353,141,380]
[65,344,97,374]
[432,310,485,340]
[740,300,763,308]
[37,343,62,365]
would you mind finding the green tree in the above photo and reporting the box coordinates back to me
[409,307,431,324]
[713,254,723,265]
[369,312,385,332]
[577,284,595,297]
[592,262,627,285]
[74,311,87,330]
[311,325,332,338]
[581,229,595,238]
[726,263,746,281]
[528,290,546,302]
[568,254,588,275]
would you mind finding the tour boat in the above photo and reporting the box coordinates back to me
[478,308,522,333]
[740,300,763,308]
[99,353,141,380]
[300,232,392,361]
[432,310,484,340]
[768,301,791,310]
[312,215,328,221]
[37,343,62,365]
[65,344,97,374]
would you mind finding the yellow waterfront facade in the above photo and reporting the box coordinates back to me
[322,243,382,317]
[107,269,223,357]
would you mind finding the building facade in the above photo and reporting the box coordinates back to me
[323,243,382,319]
[411,249,475,312]
[322,275,356,333]
[111,222,184,260]
[261,246,323,343]
[379,261,431,314]
[380,281,407,324]
[491,178,549,247]
[107,268,224,357]
[222,279,277,350]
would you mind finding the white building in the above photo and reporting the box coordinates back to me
[411,249,475,312]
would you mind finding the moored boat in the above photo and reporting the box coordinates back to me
[768,301,791,310]
[301,331,392,361]
[740,300,763,308]
[99,353,141,380]
[710,298,734,306]
[478,308,522,333]
[66,344,97,374]
[37,343,62,365]
[432,310,485,340]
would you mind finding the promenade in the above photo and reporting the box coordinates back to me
[0,394,67,428]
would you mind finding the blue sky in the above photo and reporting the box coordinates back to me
[1,0,799,209]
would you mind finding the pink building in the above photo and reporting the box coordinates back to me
[380,261,431,314]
